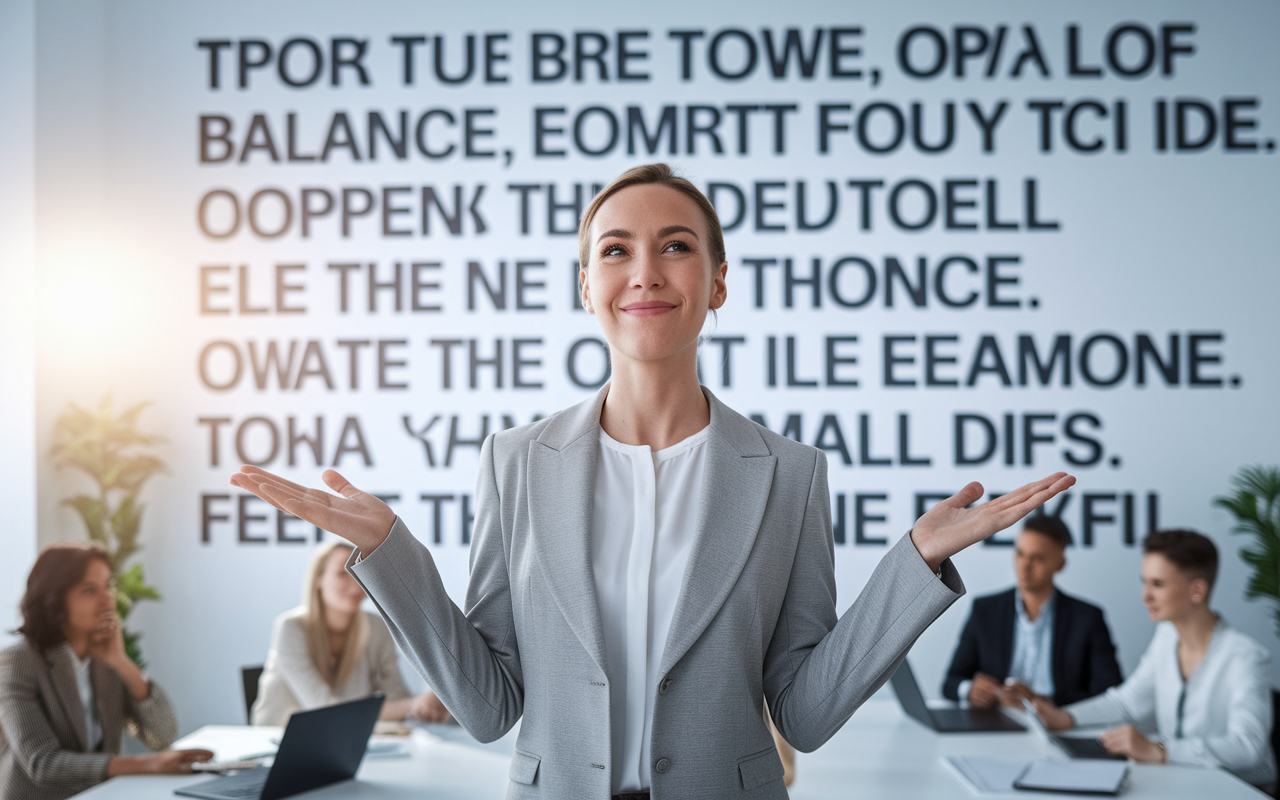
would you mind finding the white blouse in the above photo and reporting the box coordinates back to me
[1066,618,1276,786]
[590,425,710,794]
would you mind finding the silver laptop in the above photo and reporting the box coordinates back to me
[889,659,1025,733]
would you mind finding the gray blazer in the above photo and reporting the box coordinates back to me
[349,386,964,799]
[0,639,178,800]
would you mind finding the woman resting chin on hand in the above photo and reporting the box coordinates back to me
[0,543,213,800]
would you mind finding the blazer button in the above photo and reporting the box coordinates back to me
[659,678,671,694]
[654,758,671,774]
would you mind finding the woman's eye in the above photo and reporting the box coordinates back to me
[664,240,690,252]
[602,245,626,257]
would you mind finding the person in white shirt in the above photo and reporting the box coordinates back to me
[252,542,449,726]
[232,163,1075,799]
[1034,529,1276,788]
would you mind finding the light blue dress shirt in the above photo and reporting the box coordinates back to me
[1008,591,1056,698]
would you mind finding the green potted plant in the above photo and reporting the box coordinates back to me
[51,395,166,667]
[1214,465,1280,635]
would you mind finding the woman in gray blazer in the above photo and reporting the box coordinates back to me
[233,163,1074,799]
[0,542,213,800]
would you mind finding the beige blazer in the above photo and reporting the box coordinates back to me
[350,386,965,798]
[0,639,177,800]
[251,608,410,726]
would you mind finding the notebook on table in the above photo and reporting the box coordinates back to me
[175,693,384,800]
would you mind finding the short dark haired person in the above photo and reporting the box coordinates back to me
[942,516,1122,709]
[0,543,212,800]
[1034,530,1276,788]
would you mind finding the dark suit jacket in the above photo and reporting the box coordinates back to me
[941,587,1122,708]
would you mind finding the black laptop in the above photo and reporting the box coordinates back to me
[1019,698,1128,760]
[889,660,1025,733]
[176,693,385,800]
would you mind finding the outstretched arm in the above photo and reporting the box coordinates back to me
[767,455,1074,751]
[230,442,523,742]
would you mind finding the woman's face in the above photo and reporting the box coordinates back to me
[62,559,115,640]
[319,548,366,615]
[1140,553,1206,622]
[581,183,727,366]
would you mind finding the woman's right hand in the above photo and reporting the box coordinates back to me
[230,466,396,554]
[107,749,216,777]
[1030,696,1075,731]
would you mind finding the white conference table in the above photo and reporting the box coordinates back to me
[73,696,1269,799]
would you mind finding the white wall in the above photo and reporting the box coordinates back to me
[25,0,1280,734]
[0,0,38,646]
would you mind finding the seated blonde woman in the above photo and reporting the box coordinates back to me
[252,542,448,726]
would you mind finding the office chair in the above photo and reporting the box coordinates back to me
[242,665,264,723]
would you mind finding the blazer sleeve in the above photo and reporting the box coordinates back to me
[122,678,179,752]
[941,608,983,702]
[0,645,112,793]
[764,450,965,752]
[367,618,412,702]
[347,433,523,743]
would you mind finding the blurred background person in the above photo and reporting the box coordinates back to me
[943,516,1122,709]
[0,542,212,800]
[1033,529,1276,789]
[251,542,448,726]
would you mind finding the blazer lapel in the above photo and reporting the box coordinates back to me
[996,590,1017,678]
[92,659,122,752]
[46,646,89,751]
[659,390,776,677]
[527,386,610,676]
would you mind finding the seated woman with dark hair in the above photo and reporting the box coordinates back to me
[1033,529,1276,789]
[252,542,448,726]
[0,542,212,800]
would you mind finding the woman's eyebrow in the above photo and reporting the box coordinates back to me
[658,225,699,239]
[597,228,632,242]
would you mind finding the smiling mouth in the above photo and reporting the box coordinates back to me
[620,301,677,316]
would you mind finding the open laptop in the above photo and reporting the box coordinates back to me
[889,660,1025,733]
[176,693,385,800]
[1020,698,1127,760]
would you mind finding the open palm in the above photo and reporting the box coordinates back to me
[230,466,397,553]
[910,473,1076,571]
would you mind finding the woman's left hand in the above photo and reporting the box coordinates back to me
[909,473,1076,571]
[1099,724,1166,762]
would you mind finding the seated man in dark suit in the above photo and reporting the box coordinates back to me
[942,516,1122,709]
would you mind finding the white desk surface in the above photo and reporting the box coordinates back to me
[72,697,1269,799]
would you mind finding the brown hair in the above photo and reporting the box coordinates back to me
[577,163,727,272]
[301,543,367,690]
[1143,528,1218,594]
[17,542,113,651]
[1022,515,1072,548]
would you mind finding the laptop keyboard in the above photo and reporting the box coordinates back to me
[190,766,269,799]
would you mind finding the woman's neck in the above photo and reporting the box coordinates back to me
[600,350,709,450]
[1173,605,1218,652]
[63,630,90,660]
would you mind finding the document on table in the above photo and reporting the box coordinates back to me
[946,756,1130,795]
[943,756,1030,793]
